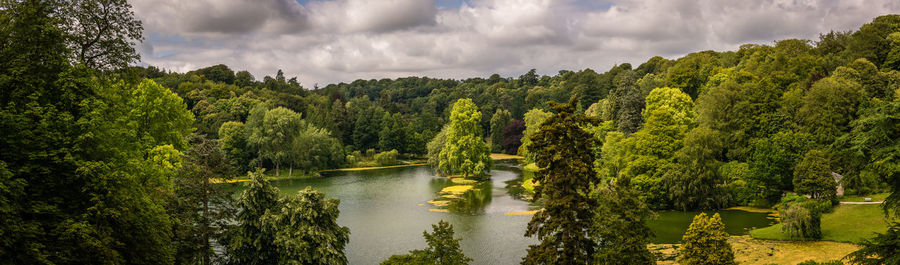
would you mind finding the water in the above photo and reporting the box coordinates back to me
[246,162,773,264]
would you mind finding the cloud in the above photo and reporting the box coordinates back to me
[132,0,900,86]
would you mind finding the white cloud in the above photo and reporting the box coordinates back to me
[132,0,900,86]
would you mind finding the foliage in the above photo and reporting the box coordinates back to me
[501,119,525,154]
[846,222,900,265]
[667,127,728,210]
[677,213,736,265]
[747,131,812,204]
[60,0,144,69]
[426,126,449,169]
[169,135,236,264]
[378,112,409,153]
[381,220,472,265]
[793,150,838,201]
[225,170,282,265]
[591,178,656,265]
[780,201,823,239]
[374,149,399,166]
[489,109,512,153]
[523,97,599,265]
[264,187,350,265]
[438,98,492,178]
[838,99,900,217]
[518,108,551,162]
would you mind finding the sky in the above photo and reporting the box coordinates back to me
[131,0,900,87]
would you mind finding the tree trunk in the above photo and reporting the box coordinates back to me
[289,163,293,178]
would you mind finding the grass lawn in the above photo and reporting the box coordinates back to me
[839,192,889,202]
[750,204,890,243]
[653,236,859,265]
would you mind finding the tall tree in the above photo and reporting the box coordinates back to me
[60,0,144,69]
[523,96,599,265]
[224,170,281,265]
[677,213,736,265]
[517,108,551,162]
[489,109,512,153]
[169,135,236,265]
[258,107,303,177]
[666,127,728,210]
[438,98,492,178]
[793,150,837,201]
[266,187,350,265]
[591,178,656,265]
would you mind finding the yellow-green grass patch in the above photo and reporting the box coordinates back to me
[750,204,890,243]
[490,153,523,160]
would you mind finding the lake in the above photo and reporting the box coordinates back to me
[253,161,773,265]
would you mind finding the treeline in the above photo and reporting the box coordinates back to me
[129,15,900,211]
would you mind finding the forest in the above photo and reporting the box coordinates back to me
[2,0,900,264]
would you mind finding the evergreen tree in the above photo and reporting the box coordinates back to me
[225,170,281,265]
[381,220,472,265]
[677,213,736,265]
[266,187,350,265]
[523,96,599,265]
[170,135,236,265]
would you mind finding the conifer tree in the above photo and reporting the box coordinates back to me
[523,96,599,265]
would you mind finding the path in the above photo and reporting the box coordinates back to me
[839,201,884,205]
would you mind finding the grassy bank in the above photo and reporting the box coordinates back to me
[652,235,858,265]
[750,204,890,243]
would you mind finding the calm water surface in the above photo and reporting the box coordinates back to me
[254,162,773,264]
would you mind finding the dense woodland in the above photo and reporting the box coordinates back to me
[2,0,900,264]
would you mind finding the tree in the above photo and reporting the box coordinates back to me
[591,178,656,265]
[291,125,345,173]
[780,201,822,239]
[517,108,551,162]
[427,126,449,170]
[60,0,144,69]
[438,98,492,178]
[747,132,813,203]
[677,213,736,265]
[258,107,304,177]
[219,121,255,173]
[170,135,236,265]
[838,99,900,217]
[523,96,599,265]
[846,222,900,265]
[378,112,408,153]
[265,187,350,265]
[666,127,728,211]
[352,105,384,151]
[489,109,512,153]
[194,64,235,84]
[793,150,837,201]
[798,76,862,145]
[225,170,281,265]
[501,119,525,154]
[381,220,472,265]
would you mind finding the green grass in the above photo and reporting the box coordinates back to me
[839,192,889,202]
[750,204,890,243]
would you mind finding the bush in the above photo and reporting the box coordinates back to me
[796,260,843,265]
[366,148,376,158]
[346,155,358,166]
[780,200,822,239]
[375,150,399,166]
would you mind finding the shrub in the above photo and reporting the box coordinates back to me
[375,150,399,166]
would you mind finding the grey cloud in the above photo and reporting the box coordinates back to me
[134,0,900,87]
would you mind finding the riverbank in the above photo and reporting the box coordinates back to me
[651,235,858,265]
